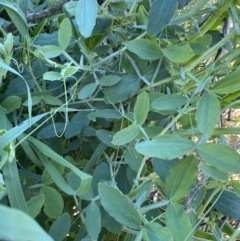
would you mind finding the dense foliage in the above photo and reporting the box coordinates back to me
[1,0,240,240]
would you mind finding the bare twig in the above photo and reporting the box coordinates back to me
[5,0,70,33]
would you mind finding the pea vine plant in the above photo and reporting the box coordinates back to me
[1,0,240,240]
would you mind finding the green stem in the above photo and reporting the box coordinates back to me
[189,3,229,42]
[185,30,235,72]
[170,0,209,26]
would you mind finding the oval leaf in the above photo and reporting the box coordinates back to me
[135,135,195,160]
[49,213,71,241]
[126,39,162,60]
[163,43,194,63]
[99,75,121,86]
[147,0,177,35]
[165,156,198,201]
[199,164,228,181]
[85,202,101,240]
[27,195,45,218]
[75,0,98,38]
[126,147,147,174]
[209,189,240,219]
[98,183,141,229]
[1,95,21,113]
[43,185,64,219]
[105,75,140,104]
[197,143,240,173]
[195,92,221,134]
[166,202,193,241]
[88,109,122,121]
[43,71,62,81]
[144,222,173,241]
[212,70,240,94]
[37,123,65,139]
[96,130,117,148]
[134,91,149,125]
[58,18,72,51]
[112,124,140,146]
[78,83,98,99]
[152,94,187,111]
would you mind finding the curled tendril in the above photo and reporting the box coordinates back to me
[11,58,24,73]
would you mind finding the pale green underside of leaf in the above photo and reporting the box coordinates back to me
[197,143,240,174]
[75,0,98,38]
[0,204,53,241]
[135,135,195,160]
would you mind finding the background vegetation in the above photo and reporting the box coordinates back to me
[1,0,240,240]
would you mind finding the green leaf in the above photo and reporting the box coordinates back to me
[194,35,212,46]
[197,143,240,173]
[126,147,147,174]
[88,109,122,121]
[105,75,140,104]
[189,42,208,55]
[4,33,13,56]
[43,185,64,219]
[37,123,65,139]
[49,213,71,241]
[110,1,128,11]
[78,83,98,99]
[4,5,29,37]
[195,92,221,134]
[143,222,173,241]
[65,111,90,138]
[209,189,240,219]
[99,75,121,86]
[199,164,228,181]
[136,180,153,204]
[91,162,110,196]
[212,70,240,94]
[43,71,62,81]
[0,61,32,120]
[58,18,72,51]
[96,130,117,148]
[75,0,98,38]
[28,136,92,195]
[135,135,195,160]
[166,202,193,241]
[27,195,45,218]
[0,111,46,149]
[112,124,140,146]
[98,183,141,229]
[100,206,122,234]
[147,0,177,35]
[165,156,198,201]
[85,202,101,240]
[152,158,178,182]
[62,66,78,78]
[34,45,62,59]
[43,95,63,106]
[1,95,21,113]
[23,96,42,107]
[163,43,195,63]
[0,204,53,241]
[134,91,149,125]
[151,94,187,111]
[231,180,240,198]
[2,158,29,213]
[126,39,162,60]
